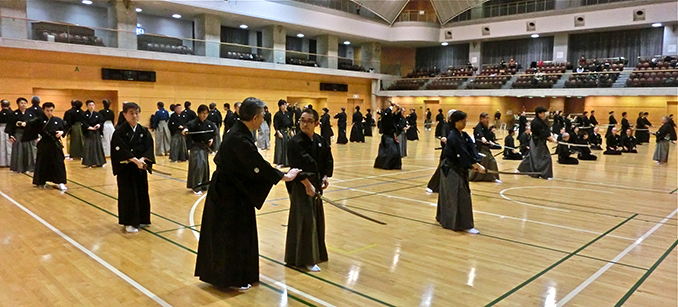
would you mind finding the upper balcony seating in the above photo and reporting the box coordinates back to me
[32,21,104,47]
[626,56,678,87]
[138,34,193,55]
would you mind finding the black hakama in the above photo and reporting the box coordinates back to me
[653,123,672,163]
[397,132,407,157]
[284,132,333,267]
[406,113,418,141]
[64,108,84,159]
[363,113,373,137]
[349,111,365,142]
[32,116,67,185]
[437,164,474,230]
[274,131,291,166]
[320,113,333,145]
[195,120,284,288]
[518,139,553,178]
[111,122,154,228]
[334,112,348,144]
[374,135,402,170]
[9,130,35,173]
[169,112,189,162]
[468,146,499,181]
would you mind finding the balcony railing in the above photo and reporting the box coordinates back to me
[0,16,401,75]
[395,10,438,23]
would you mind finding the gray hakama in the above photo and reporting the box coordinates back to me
[468,146,499,181]
[68,122,84,159]
[169,133,188,162]
[10,130,35,173]
[397,132,407,157]
[210,128,221,152]
[187,146,210,192]
[82,132,106,167]
[284,184,328,266]
[653,140,669,163]
[0,124,10,167]
[518,138,553,179]
[154,120,171,156]
[274,130,290,166]
[102,120,115,156]
[436,163,474,231]
[257,121,270,150]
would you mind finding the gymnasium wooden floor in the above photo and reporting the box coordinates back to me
[0,125,676,306]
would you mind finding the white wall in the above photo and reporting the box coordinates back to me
[26,0,108,29]
[137,14,193,40]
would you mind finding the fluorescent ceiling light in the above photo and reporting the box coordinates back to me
[441,42,448,46]
[531,33,540,38]
[82,0,92,4]
[172,14,182,19]
[296,33,305,38]
[652,23,662,27]
[343,41,351,45]
[239,24,248,29]
[135,8,142,12]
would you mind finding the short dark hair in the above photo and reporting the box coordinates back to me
[535,106,548,114]
[73,100,83,109]
[31,96,41,106]
[643,112,649,116]
[622,112,627,116]
[355,105,360,111]
[508,128,515,134]
[322,107,329,113]
[224,103,230,110]
[169,104,176,112]
[0,99,9,108]
[302,108,319,121]
[197,104,209,114]
[307,105,313,110]
[86,100,95,106]
[103,99,111,109]
[450,111,467,123]
[157,101,164,108]
[184,101,191,108]
[341,107,345,111]
[240,97,266,121]
[479,112,489,119]
[278,99,287,107]
[42,102,55,109]
[16,97,27,104]
[583,111,588,115]
[438,109,443,113]
[591,110,595,114]
[609,111,614,114]
[209,102,216,110]
[123,102,141,113]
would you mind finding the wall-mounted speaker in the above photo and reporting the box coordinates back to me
[574,15,585,27]
[481,26,490,36]
[633,9,645,21]
[102,68,156,82]
[320,82,348,92]
[444,30,452,39]
[526,21,536,32]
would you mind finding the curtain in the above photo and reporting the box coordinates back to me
[568,27,663,67]
[482,36,553,67]
[286,36,303,52]
[220,26,250,54]
[415,43,470,69]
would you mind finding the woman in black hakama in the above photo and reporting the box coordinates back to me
[349,106,365,142]
[517,106,557,179]
[31,103,67,190]
[374,104,402,170]
[320,108,333,145]
[334,108,348,144]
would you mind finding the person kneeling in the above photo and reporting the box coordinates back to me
[620,128,638,153]
[502,129,523,160]
[557,133,579,165]
[603,127,622,155]
[577,133,598,161]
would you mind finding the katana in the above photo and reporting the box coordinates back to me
[317,194,387,225]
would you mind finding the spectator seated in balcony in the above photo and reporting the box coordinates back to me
[627,57,678,87]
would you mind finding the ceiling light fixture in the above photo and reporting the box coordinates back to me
[239,24,248,29]
[297,33,305,38]
[652,23,662,27]
[172,14,182,19]
[344,41,351,45]
[82,0,93,4]
[531,33,540,38]
[441,42,448,46]
[135,8,142,12]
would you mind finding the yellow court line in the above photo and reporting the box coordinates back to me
[327,244,377,255]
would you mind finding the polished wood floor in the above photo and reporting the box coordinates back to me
[0,126,676,306]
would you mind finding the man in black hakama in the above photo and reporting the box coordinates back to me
[518,106,557,179]
[503,129,523,160]
[426,110,454,193]
[334,108,348,144]
[168,104,189,162]
[620,128,638,153]
[635,112,649,144]
[349,106,365,142]
[82,100,106,167]
[589,127,603,150]
[320,108,333,145]
[206,103,222,152]
[518,126,531,156]
[195,97,300,290]
[434,109,446,138]
[653,117,672,164]
[518,111,528,137]
[557,133,579,165]
[604,127,623,155]
[396,108,409,157]
[30,102,67,191]
[7,97,38,173]
[274,99,293,167]
[222,103,236,140]
[606,111,617,138]
[469,113,500,182]
[437,110,485,234]
[406,109,419,141]
[111,102,154,234]
[284,108,333,272]
[363,109,374,137]
[184,105,217,195]
[0,99,13,167]
[577,133,598,161]
[373,103,402,170]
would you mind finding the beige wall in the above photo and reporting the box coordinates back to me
[0,47,373,126]
[380,47,416,76]
[583,96,675,125]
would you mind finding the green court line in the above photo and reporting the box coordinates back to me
[483,214,638,307]
[52,176,395,307]
[614,239,678,306]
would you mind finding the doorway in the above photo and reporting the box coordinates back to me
[33,88,119,120]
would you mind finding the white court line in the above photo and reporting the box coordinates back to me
[331,167,435,183]
[0,190,173,307]
[499,187,582,212]
[331,185,637,242]
[188,195,337,307]
[553,177,671,194]
[555,208,678,306]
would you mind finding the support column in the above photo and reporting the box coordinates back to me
[553,33,568,62]
[194,14,221,58]
[262,25,286,64]
[317,34,338,69]
[469,41,481,68]
[663,25,678,56]
[107,0,137,49]
[248,30,258,54]
[0,0,28,39]
[370,80,378,117]
[360,42,381,73]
